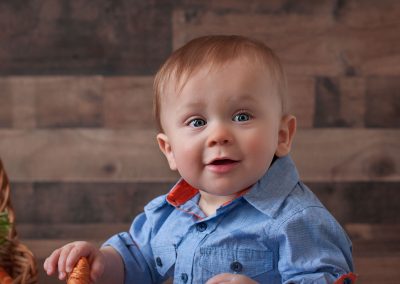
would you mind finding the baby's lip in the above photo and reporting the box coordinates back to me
[207,157,239,165]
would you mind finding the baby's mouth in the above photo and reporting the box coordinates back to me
[206,158,240,173]
[209,159,238,165]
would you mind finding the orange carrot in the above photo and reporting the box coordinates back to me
[0,267,12,284]
[67,257,90,284]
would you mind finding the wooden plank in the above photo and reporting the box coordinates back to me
[365,77,400,128]
[0,79,13,127]
[2,75,316,129]
[0,129,398,182]
[0,1,172,75]
[346,224,400,242]
[192,0,338,12]
[314,77,366,127]
[103,76,155,129]
[286,75,315,128]
[10,182,171,224]
[172,2,400,77]
[354,256,400,284]
[17,223,130,240]
[10,78,38,129]
[339,77,366,128]
[311,182,400,225]
[10,181,400,226]
[292,129,399,182]
[173,9,342,77]
[0,129,177,182]
[34,76,104,127]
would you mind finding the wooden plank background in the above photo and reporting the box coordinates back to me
[0,1,399,283]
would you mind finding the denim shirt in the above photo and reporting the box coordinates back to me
[103,156,354,284]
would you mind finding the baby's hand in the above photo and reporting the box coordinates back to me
[43,241,105,282]
[206,273,259,284]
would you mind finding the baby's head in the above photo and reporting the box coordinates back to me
[154,35,288,132]
[154,35,296,199]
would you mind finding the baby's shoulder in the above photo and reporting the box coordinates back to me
[271,182,341,233]
[144,194,170,213]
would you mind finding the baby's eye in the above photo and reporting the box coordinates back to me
[188,118,207,128]
[233,113,251,122]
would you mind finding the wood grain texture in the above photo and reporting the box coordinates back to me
[314,77,366,127]
[2,75,318,129]
[365,76,400,128]
[35,76,104,127]
[10,181,399,226]
[0,0,172,75]
[292,129,399,182]
[311,182,400,224]
[10,182,171,224]
[286,75,316,128]
[0,79,13,127]
[0,129,177,182]
[0,129,398,182]
[104,76,155,129]
[173,0,400,77]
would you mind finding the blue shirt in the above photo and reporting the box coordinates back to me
[103,155,354,283]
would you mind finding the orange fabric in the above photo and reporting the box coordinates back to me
[334,272,357,284]
[166,179,250,208]
[166,180,198,207]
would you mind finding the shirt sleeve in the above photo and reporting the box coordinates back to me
[276,206,354,284]
[102,212,162,284]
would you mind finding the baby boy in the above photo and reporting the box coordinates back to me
[44,35,355,284]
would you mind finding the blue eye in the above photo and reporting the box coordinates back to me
[233,113,251,122]
[189,118,207,128]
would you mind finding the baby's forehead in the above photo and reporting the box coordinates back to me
[168,57,275,95]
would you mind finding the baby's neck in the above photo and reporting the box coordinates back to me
[198,192,236,216]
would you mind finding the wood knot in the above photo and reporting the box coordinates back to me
[102,163,117,174]
[368,157,396,178]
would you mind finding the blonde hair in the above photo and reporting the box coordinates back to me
[153,35,287,131]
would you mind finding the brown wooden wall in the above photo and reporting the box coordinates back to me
[0,1,399,283]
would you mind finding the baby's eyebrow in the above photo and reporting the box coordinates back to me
[226,93,258,104]
[175,101,206,113]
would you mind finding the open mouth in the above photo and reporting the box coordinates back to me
[210,159,237,165]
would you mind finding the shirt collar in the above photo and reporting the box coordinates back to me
[166,155,299,218]
[244,155,300,218]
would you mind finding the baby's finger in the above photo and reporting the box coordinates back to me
[58,244,75,278]
[43,248,62,275]
[66,244,91,273]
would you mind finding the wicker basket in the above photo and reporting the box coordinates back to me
[0,159,38,284]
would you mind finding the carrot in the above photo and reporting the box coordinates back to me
[0,267,12,284]
[67,257,90,284]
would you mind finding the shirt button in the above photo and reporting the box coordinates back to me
[155,257,163,267]
[196,222,207,232]
[230,261,243,273]
[180,273,188,283]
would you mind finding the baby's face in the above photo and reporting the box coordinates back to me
[157,58,284,198]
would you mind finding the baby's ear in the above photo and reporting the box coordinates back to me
[275,115,296,157]
[157,133,177,170]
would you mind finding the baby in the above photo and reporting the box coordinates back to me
[44,35,355,283]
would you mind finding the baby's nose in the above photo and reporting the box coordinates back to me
[206,123,233,147]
